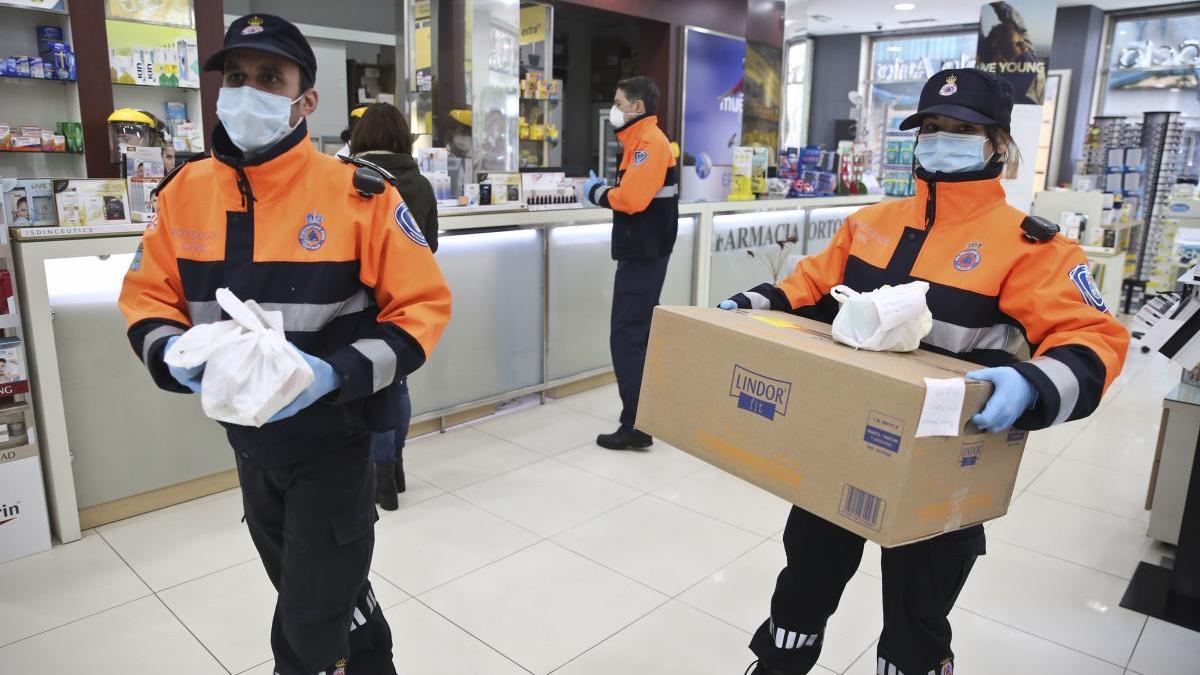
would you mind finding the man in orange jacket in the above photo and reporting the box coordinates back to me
[119,15,450,675]
[583,76,679,450]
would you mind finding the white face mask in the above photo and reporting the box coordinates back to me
[914,131,991,174]
[609,104,628,128]
[217,86,304,154]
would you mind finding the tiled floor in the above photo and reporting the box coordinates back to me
[2,345,1199,674]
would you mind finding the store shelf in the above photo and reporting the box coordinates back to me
[111,81,200,91]
[0,400,30,415]
[0,150,83,155]
[0,1,68,15]
[0,75,76,84]
[104,15,194,30]
[0,438,36,455]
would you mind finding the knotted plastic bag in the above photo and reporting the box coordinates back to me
[164,288,314,427]
[830,281,934,352]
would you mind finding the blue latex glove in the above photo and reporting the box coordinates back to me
[582,170,605,204]
[268,349,341,423]
[718,300,737,310]
[164,335,203,393]
[966,366,1037,433]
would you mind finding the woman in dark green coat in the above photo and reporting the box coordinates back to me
[350,103,440,509]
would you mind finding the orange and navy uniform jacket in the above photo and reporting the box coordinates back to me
[118,121,452,457]
[588,114,679,261]
[730,165,1129,431]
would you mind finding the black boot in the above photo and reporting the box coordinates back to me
[375,461,399,511]
[596,426,653,450]
[395,448,406,494]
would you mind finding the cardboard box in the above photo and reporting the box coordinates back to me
[636,307,1028,547]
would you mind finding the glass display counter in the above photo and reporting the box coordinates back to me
[12,194,881,542]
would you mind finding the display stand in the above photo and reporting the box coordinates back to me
[0,224,50,563]
[104,2,205,156]
[1124,111,1183,312]
[0,0,86,179]
[1121,404,1200,632]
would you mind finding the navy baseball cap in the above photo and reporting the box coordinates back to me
[899,68,1014,132]
[204,14,317,86]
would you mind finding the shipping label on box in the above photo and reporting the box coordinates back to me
[637,307,1027,547]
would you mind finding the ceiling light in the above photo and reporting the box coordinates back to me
[894,2,916,10]
[887,46,902,52]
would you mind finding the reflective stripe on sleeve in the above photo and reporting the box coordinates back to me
[654,184,679,198]
[922,319,1025,355]
[141,324,185,365]
[187,289,372,332]
[351,338,397,393]
[744,292,771,310]
[1031,356,1081,425]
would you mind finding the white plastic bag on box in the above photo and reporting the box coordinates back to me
[164,288,314,427]
[830,281,933,352]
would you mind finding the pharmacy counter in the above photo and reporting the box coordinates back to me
[12,194,881,542]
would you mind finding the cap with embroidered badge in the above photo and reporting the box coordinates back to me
[899,68,1014,132]
[203,14,317,86]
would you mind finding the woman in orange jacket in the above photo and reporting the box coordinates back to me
[722,69,1129,675]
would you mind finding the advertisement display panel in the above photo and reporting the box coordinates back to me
[976,1,1055,105]
[681,27,746,201]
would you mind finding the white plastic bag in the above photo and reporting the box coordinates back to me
[830,281,933,352]
[164,288,314,427]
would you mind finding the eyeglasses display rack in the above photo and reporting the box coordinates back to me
[1125,111,1184,312]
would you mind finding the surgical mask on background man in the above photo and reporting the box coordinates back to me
[217,86,303,154]
[914,131,991,174]
[609,104,628,128]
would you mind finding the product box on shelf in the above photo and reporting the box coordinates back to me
[3,179,56,226]
[417,147,449,174]
[730,146,755,201]
[778,147,800,180]
[52,179,132,227]
[124,147,165,222]
[751,147,769,195]
[636,307,1028,547]
[481,173,523,205]
[0,270,13,315]
[10,136,39,152]
[36,25,63,43]
[0,337,29,397]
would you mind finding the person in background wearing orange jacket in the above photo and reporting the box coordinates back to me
[721,69,1129,675]
[583,75,679,450]
[118,15,451,675]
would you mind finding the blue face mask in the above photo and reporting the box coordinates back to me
[914,131,991,174]
[217,86,303,154]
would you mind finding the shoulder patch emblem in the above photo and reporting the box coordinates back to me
[953,243,982,272]
[1069,263,1108,313]
[633,149,648,166]
[129,243,144,271]
[395,202,428,247]
[299,211,327,251]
